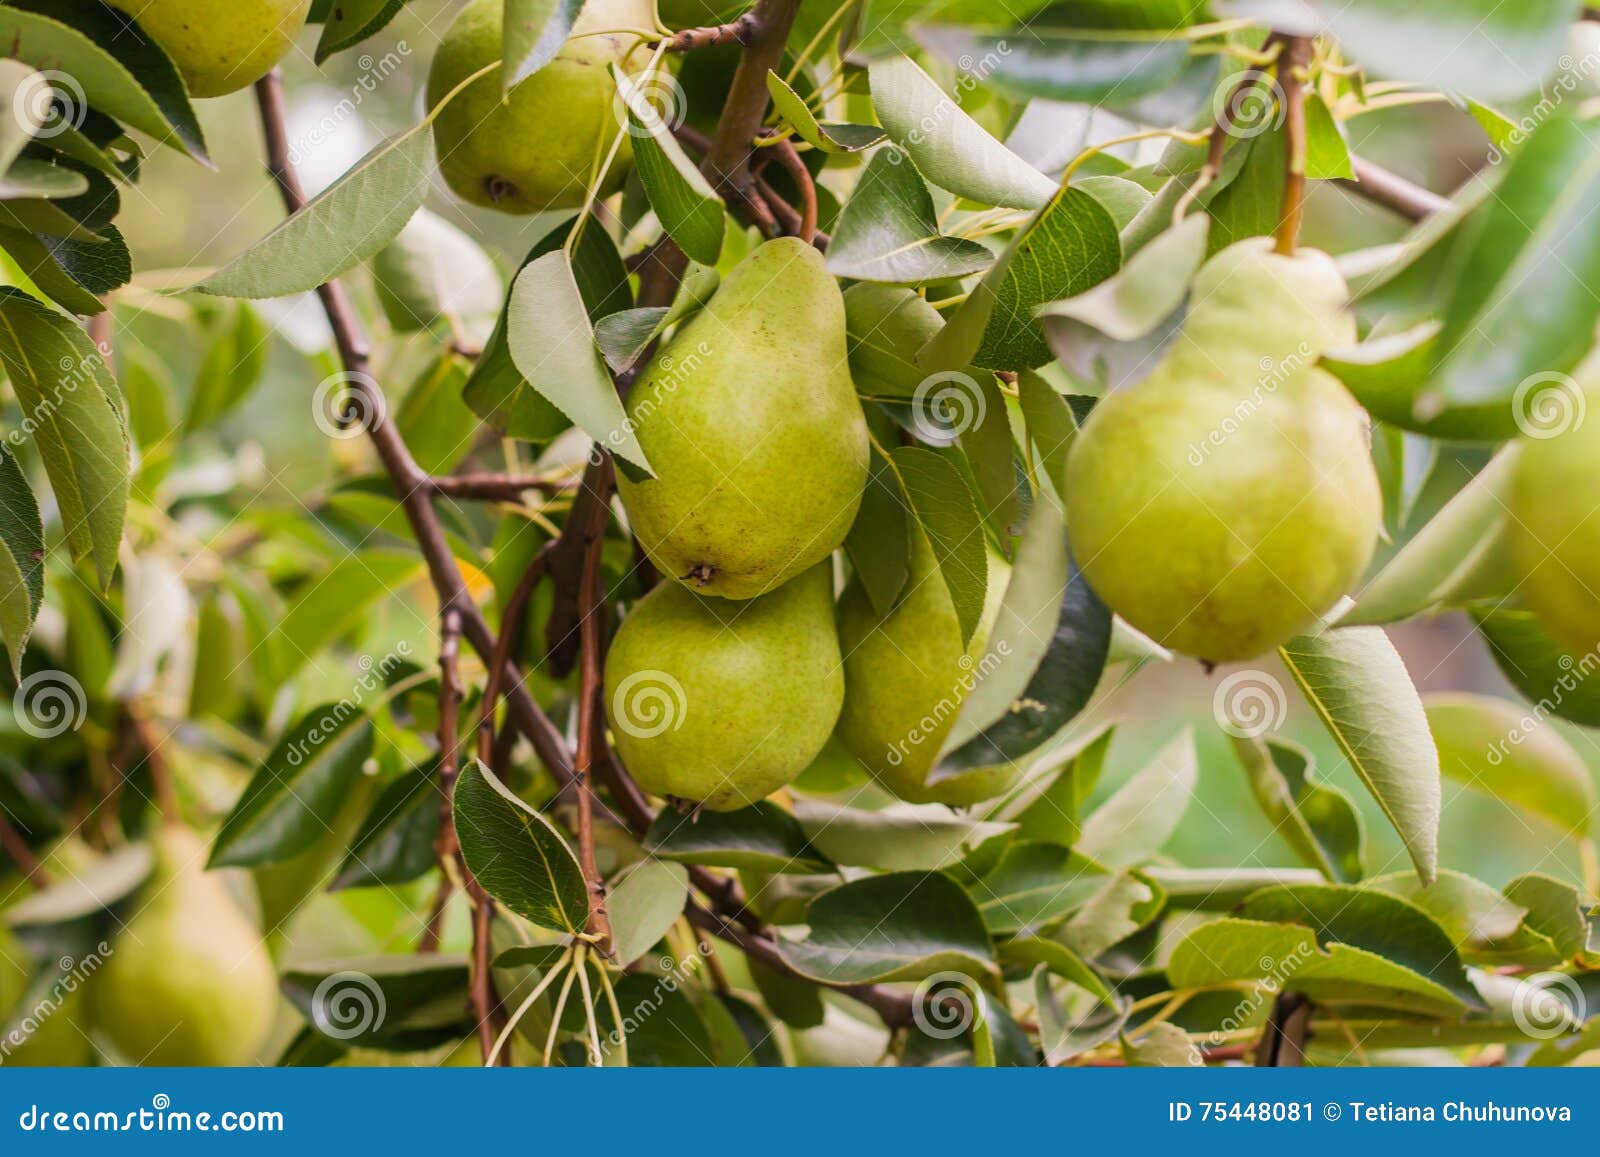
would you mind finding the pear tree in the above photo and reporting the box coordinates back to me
[0,0,1598,1071]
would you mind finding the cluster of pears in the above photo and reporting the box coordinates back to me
[1508,392,1600,658]
[110,0,311,98]
[1065,238,1382,663]
[429,0,655,213]
[606,238,871,810]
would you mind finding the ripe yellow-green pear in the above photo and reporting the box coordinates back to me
[0,925,92,1066]
[618,239,870,599]
[657,0,748,28]
[836,530,1012,805]
[110,0,311,98]
[428,0,652,213]
[90,826,276,1066]
[605,564,843,811]
[1065,239,1380,663]
[1509,400,1600,655]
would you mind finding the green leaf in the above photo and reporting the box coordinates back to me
[891,445,987,647]
[503,0,585,89]
[1278,627,1441,883]
[454,759,588,934]
[2,843,151,926]
[970,841,1114,936]
[1231,735,1365,883]
[1302,92,1353,180]
[1322,320,1516,441]
[593,261,718,373]
[999,937,1110,1001]
[600,973,712,1065]
[791,800,1013,871]
[988,723,1116,849]
[272,550,424,683]
[281,954,470,1049]
[643,802,831,873]
[1123,1021,1202,1066]
[766,73,884,153]
[395,354,480,476]
[330,762,442,891]
[843,446,909,616]
[185,302,268,430]
[1423,115,1600,414]
[1424,692,1597,839]
[0,61,46,174]
[1370,869,1562,968]
[868,56,1056,210]
[0,160,90,202]
[0,287,127,589]
[210,703,375,868]
[1016,370,1078,496]
[1077,729,1197,869]
[1473,607,1600,727]
[1205,123,1286,255]
[506,249,651,474]
[0,452,43,675]
[316,0,408,61]
[616,67,725,266]
[0,2,207,162]
[826,146,993,285]
[1057,868,1164,958]
[1504,873,1590,960]
[198,126,431,298]
[370,208,502,335]
[607,858,689,967]
[775,870,995,984]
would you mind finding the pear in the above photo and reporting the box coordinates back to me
[428,0,652,214]
[1065,239,1380,663]
[91,826,277,1066]
[605,563,844,810]
[110,0,311,98]
[1509,400,1600,656]
[0,925,92,1066]
[617,239,870,599]
[835,529,1012,805]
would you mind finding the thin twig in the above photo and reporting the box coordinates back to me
[1274,36,1313,255]
[573,482,614,957]
[428,473,577,501]
[477,545,553,766]
[0,812,47,887]
[662,13,759,51]
[1339,155,1450,222]
[763,135,818,243]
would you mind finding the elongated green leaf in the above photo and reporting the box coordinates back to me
[1371,870,1562,968]
[916,25,1193,109]
[775,870,995,984]
[316,0,408,61]
[1076,729,1197,868]
[210,704,375,868]
[198,127,431,298]
[792,800,1013,872]
[1323,320,1516,441]
[607,858,689,967]
[503,0,584,89]
[371,208,502,335]
[615,67,724,266]
[1232,735,1365,883]
[1425,692,1597,839]
[1473,607,1600,727]
[843,445,909,616]
[3,843,151,926]
[1278,627,1441,883]
[644,802,831,873]
[506,249,651,473]
[0,226,99,314]
[454,759,587,934]
[0,287,127,589]
[766,73,884,153]
[891,446,987,646]
[330,762,441,891]
[281,954,470,1049]
[970,841,1113,937]
[826,146,993,285]
[0,2,207,161]
[0,62,45,174]
[868,56,1056,210]
[0,452,43,675]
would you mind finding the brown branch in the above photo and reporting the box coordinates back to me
[126,711,179,822]
[1274,35,1313,255]
[428,473,577,501]
[1200,66,1270,186]
[662,13,759,51]
[573,502,614,957]
[763,136,817,244]
[417,874,451,953]
[701,0,803,196]
[1339,155,1450,223]
[0,812,46,888]
[253,70,573,790]
[477,545,552,766]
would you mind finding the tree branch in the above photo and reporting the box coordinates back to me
[1339,155,1451,222]
[428,472,577,501]
[761,136,817,244]
[0,811,46,888]
[574,496,614,957]
[662,13,759,52]
[1256,991,1313,1067]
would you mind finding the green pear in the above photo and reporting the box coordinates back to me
[1065,239,1380,663]
[1509,400,1600,656]
[657,0,748,27]
[0,925,93,1066]
[110,0,311,98]
[835,529,1012,805]
[617,239,870,599]
[605,563,844,810]
[428,0,652,214]
[91,826,277,1066]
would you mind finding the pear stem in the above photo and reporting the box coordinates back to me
[760,133,818,243]
[1274,35,1314,256]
